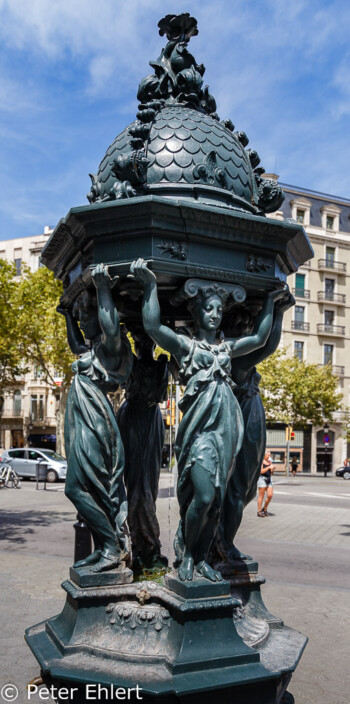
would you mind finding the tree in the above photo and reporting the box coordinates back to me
[258,349,343,427]
[16,266,74,454]
[0,259,28,442]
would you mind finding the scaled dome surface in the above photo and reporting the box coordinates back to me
[88,13,284,216]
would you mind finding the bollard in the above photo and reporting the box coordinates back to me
[36,460,48,490]
[74,513,92,563]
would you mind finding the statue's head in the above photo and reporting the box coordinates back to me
[188,287,228,333]
[72,290,100,340]
[170,278,246,336]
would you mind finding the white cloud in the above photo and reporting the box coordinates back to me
[0,0,349,240]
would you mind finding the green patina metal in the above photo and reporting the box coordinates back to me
[87,12,284,215]
[25,12,312,703]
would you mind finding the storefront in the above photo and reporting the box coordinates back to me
[27,433,56,451]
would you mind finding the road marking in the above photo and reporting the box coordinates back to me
[274,490,350,500]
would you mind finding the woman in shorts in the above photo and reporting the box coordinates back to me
[257,451,275,517]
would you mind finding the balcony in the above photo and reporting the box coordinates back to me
[26,415,48,428]
[317,324,345,337]
[291,321,310,332]
[317,291,346,305]
[293,287,310,299]
[1,409,24,419]
[320,364,345,376]
[318,259,346,273]
[332,365,345,376]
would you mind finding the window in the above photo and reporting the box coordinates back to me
[0,396,4,415]
[295,273,305,296]
[324,344,333,365]
[13,390,21,416]
[324,310,334,330]
[28,450,42,461]
[294,341,304,361]
[270,452,285,463]
[13,248,22,276]
[321,205,340,232]
[33,365,44,379]
[326,216,334,230]
[325,247,335,267]
[325,278,335,300]
[290,198,311,226]
[295,306,304,322]
[8,449,26,459]
[31,395,37,420]
[31,395,44,421]
[39,394,45,421]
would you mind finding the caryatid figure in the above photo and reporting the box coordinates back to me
[214,289,295,564]
[57,264,132,574]
[130,258,286,582]
[117,330,169,570]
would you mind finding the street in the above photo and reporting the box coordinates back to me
[0,474,349,704]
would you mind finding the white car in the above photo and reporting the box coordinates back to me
[0,448,67,483]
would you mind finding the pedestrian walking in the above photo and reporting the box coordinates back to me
[257,451,275,517]
[290,456,298,477]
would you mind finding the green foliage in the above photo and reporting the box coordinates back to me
[16,266,74,386]
[258,349,343,427]
[0,259,27,396]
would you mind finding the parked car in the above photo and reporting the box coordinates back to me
[0,448,67,483]
[335,466,350,480]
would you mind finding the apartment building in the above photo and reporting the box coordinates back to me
[0,227,59,450]
[267,180,350,473]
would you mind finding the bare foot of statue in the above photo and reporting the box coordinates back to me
[178,554,194,581]
[73,550,101,568]
[196,561,223,582]
[91,553,121,573]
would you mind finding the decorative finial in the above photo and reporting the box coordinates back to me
[158,13,198,42]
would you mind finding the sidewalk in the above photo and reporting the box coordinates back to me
[0,477,349,704]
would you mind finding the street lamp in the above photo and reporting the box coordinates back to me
[323,422,330,477]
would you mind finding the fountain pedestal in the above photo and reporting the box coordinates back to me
[25,565,305,703]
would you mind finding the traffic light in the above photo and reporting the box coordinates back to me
[290,430,295,441]
[286,427,295,442]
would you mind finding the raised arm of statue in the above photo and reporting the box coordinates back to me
[91,264,122,365]
[227,285,288,359]
[130,259,190,361]
[237,287,295,371]
[56,305,87,356]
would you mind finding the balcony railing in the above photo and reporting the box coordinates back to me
[317,324,345,336]
[318,259,346,273]
[291,321,310,331]
[317,291,346,304]
[1,409,24,419]
[332,365,345,376]
[293,287,310,299]
[320,364,345,376]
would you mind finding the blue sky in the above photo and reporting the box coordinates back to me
[0,0,349,240]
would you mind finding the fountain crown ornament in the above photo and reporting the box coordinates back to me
[87,12,284,215]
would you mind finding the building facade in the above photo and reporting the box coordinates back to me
[1,187,350,472]
[267,179,350,473]
[0,227,59,451]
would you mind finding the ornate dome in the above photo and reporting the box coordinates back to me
[88,13,284,216]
